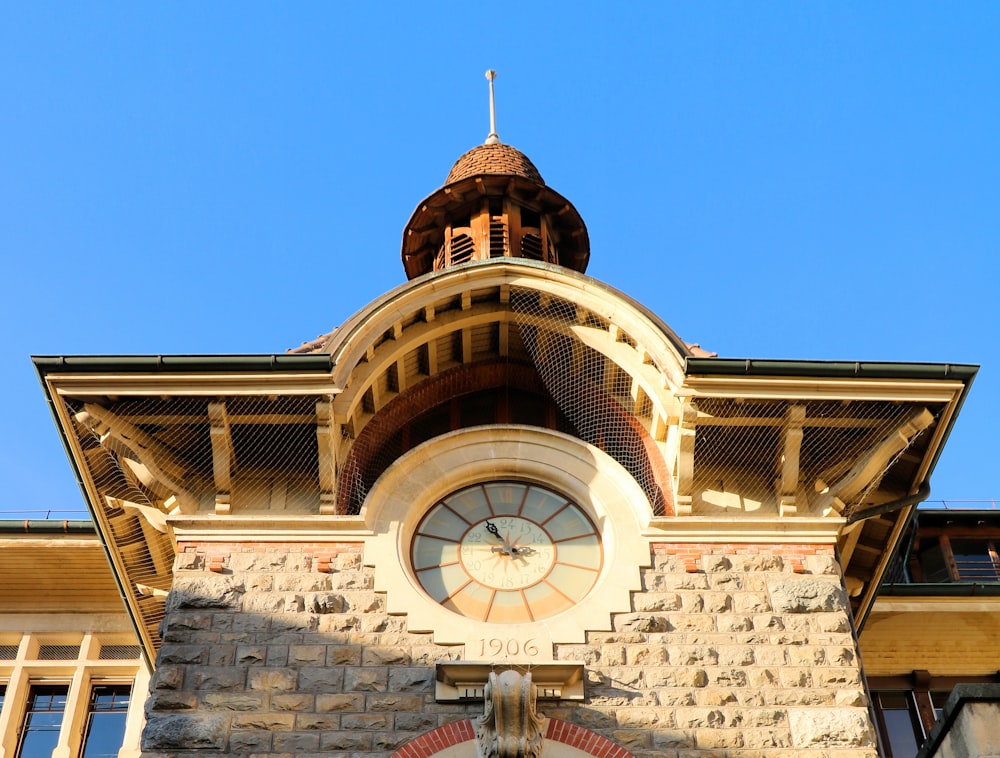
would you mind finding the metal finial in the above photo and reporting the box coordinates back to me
[485,70,500,145]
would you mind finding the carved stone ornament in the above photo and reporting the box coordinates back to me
[475,670,546,758]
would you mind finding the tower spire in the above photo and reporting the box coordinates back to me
[485,70,500,145]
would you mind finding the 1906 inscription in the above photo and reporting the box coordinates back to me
[477,637,540,658]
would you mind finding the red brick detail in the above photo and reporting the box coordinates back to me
[390,718,633,758]
[651,543,835,559]
[175,541,362,569]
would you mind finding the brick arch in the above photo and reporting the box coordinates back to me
[389,719,635,758]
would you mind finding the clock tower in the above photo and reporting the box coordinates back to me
[36,75,977,757]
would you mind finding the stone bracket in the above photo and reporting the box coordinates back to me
[435,661,585,702]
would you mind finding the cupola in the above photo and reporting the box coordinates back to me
[401,71,590,279]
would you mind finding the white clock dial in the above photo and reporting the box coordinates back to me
[410,482,603,623]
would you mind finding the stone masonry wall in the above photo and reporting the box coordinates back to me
[141,541,877,758]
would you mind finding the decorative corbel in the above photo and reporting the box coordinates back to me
[475,670,546,758]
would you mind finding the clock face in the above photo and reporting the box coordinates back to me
[410,481,603,623]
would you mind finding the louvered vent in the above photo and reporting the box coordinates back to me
[99,645,142,660]
[521,233,544,260]
[489,218,507,258]
[450,233,475,265]
[38,644,80,661]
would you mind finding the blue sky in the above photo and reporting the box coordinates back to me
[2,4,997,515]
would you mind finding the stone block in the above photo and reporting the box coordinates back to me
[698,690,738,706]
[645,668,708,689]
[152,665,184,690]
[187,666,247,691]
[717,646,755,666]
[669,646,719,666]
[695,726,744,748]
[299,666,346,692]
[271,612,319,632]
[168,575,245,610]
[711,668,749,688]
[316,693,364,712]
[680,593,705,612]
[147,692,198,711]
[201,693,265,711]
[813,612,851,633]
[141,713,230,751]
[317,614,361,633]
[768,578,847,613]
[266,645,290,666]
[657,690,696,707]
[344,666,388,692]
[209,645,236,666]
[296,713,340,730]
[633,592,682,612]
[273,731,321,752]
[229,552,287,572]
[788,707,874,747]
[394,713,438,732]
[288,645,327,666]
[305,592,345,613]
[277,573,333,592]
[704,592,733,613]
[366,693,423,712]
[158,644,209,665]
[733,592,772,613]
[230,712,295,731]
[362,646,411,665]
[388,666,434,692]
[341,713,393,730]
[272,693,315,712]
[319,730,372,751]
[341,591,383,612]
[627,645,668,665]
[717,615,754,632]
[326,644,363,666]
[243,594,288,614]
[175,552,205,571]
[236,645,267,665]
[666,614,716,632]
[675,707,726,728]
[742,726,793,748]
[228,729,272,753]
[248,667,298,692]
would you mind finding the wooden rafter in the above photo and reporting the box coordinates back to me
[813,407,935,515]
[76,403,199,513]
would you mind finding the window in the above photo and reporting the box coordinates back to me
[872,690,922,757]
[81,684,131,758]
[16,685,68,758]
[870,673,1000,756]
[914,534,1000,583]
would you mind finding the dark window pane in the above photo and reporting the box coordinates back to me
[876,691,921,758]
[17,685,68,758]
[82,685,131,758]
[950,539,999,581]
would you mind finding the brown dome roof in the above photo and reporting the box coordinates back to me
[445,143,544,185]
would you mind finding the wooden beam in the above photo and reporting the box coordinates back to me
[778,404,806,517]
[675,399,697,516]
[316,399,338,515]
[208,402,235,515]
